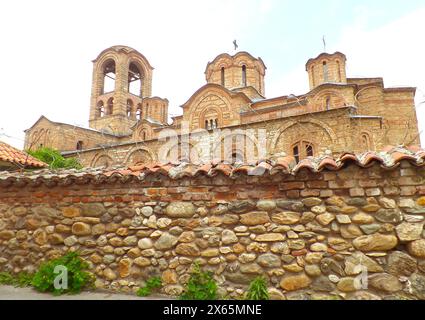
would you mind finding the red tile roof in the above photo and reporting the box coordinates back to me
[0,146,423,187]
[0,141,48,169]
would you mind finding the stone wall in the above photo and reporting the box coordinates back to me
[1,161,425,300]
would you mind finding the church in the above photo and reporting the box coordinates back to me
[24,45,420,167]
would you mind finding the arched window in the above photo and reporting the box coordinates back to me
[361,133,371,150]
[128,62,143,97]
[292,141,314,163]
[203,108,219,130]
[107,98,114,115]
[97,101,105,118]
[336,60,342,82]
[326,96,331,110]
[306,143,314,157]
[293,145,300,164]
[76,140,83,151]
[221,67,225,86]
[102,59,116,94]
[205,118,218,130]
[323,61,329,82]
[242,65,247,86]
[127,99,133,117]
[136,104,142,120]
[139,129,148,140]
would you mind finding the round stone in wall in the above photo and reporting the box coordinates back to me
[165,202,195,218]
[140,206,154,217]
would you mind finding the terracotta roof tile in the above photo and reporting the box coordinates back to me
[0,146,424,187]
[0,141,47,169]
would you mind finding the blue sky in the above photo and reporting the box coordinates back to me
[0,0,424,148]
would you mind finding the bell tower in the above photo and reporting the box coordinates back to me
[89,46,158,135]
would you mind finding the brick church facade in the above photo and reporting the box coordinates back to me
[24,45,420,167]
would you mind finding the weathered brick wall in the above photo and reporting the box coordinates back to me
[1,161,425,300]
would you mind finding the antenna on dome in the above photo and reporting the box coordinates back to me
[233,40,238,51]
[322,35,327,53]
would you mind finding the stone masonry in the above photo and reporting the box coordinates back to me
[1,157,425,300]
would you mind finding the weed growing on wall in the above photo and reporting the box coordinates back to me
[31,252,94,295]
[28,147,82,169]
[136,276,162,297]
[245,276,269,300]
[0,272,34,288]
[180,263,217,300]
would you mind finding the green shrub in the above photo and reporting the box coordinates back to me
[245,276,269,300]
[0,272,33,287]
[31,252,94,295]
[137,276,162,297]
[180,263,217,300]
[27,147,82,169]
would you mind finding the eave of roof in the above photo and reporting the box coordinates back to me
[0,141,48,169]
[1,146,423,187]
[305,51,347,70]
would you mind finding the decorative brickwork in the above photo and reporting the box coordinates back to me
[23,48,420,168]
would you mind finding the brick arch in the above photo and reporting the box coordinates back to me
[309,89,348,112]
[127,55,153,97]
[189,93,232,130]
[212,129,262,163]
[123,146,156,165]
[93,54,119,94]
[91,153,114,168]
[132,122,153,141]
[358,130,375,152]
[270,119,337,155]
[164,141,202,164]
[199,106,223,129]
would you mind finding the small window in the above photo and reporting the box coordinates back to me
[127,100,133,117]
[323,61,329,82]
[306,144,313,157]
[242,65,247,86]
[361,133,371,150]
[76,141,83,151]
[205,120,209,130]
[221,67,225,86]
[136,106,142,120]
[336,61,342,82]
[326,97,331,110]
[293,145,300,164]
[292,141,314,163]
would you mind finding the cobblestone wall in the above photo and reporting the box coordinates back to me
[1,161,425,300]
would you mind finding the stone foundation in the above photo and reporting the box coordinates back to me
[1,161,425,299]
